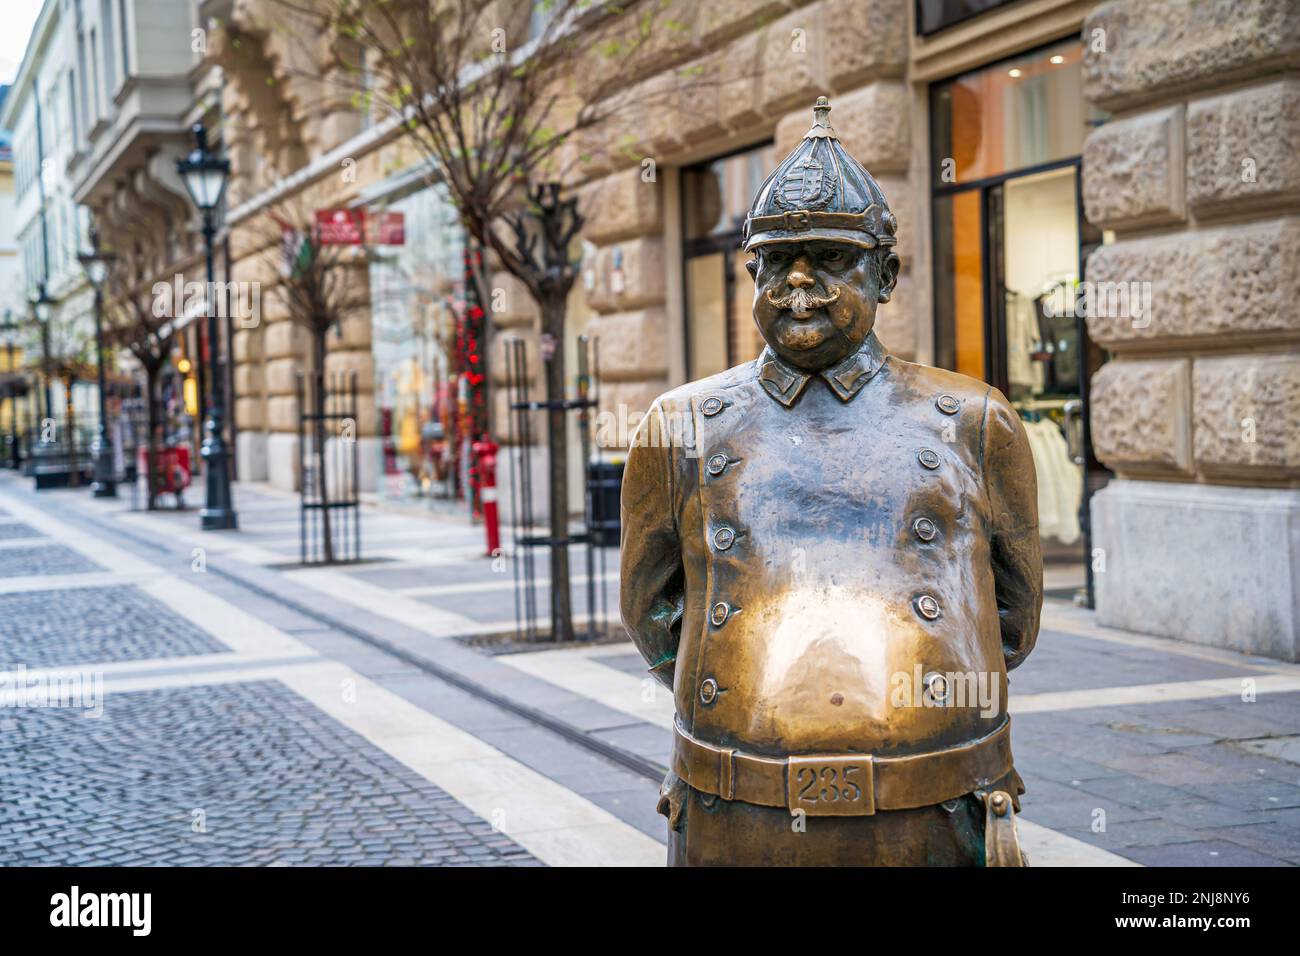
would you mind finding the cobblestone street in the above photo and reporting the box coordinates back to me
[2,474,1299,866]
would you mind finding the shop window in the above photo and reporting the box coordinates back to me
[916,0,1025,36]
[681,142,774,381]
[930,39,1110,597]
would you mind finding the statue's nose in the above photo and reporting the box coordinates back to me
[787,269,814,289]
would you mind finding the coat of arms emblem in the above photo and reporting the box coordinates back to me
[777,157,831,209]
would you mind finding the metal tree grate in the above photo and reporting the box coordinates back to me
[503,334,612,642]
[297,369,361,565]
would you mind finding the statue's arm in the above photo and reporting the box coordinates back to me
[620,402,685,689]
[981,387,1044,670]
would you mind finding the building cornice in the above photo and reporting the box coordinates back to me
[0,0,60,129]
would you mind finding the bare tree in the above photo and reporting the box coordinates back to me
[103,242,177,510]
[242,0,698,639]
[261,204,372,562]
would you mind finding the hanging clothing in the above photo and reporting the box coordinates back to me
[1005,293,1044,394]
[1022,416,1081,545]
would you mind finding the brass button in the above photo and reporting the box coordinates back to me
[701,397,724,417]
[913,516,938,542]
[924,671,950,704]
[699,678,718,704]
[707,454,729,476]
[936,394,961,415]
[918,448,941,470]
[915,594,941,620]
[710,602,731,626]
[713,526,736,551]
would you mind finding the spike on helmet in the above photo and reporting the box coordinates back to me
[743,96,898,253]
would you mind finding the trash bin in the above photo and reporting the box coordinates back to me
[586,458,624,547]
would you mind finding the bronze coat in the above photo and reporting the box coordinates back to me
[620,333,1043,863]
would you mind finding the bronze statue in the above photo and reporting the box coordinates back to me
[620,97,1043,866]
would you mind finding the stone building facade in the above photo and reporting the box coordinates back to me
[63,0,1292,659]
[1079,0,1300,658]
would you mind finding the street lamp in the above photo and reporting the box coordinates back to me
[1,311,20,469]
[79,226,117,498]
[176,122,236,531]
[28,283,54,420]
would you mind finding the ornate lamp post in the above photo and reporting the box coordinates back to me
[79,227,117,497]
[176,123,236,530]
[28,284,54,421]
[1,311,20,468]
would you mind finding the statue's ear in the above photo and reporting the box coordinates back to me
[877,252,901,304]
[745,257,758,279]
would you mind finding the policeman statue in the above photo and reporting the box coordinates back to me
[620,97,1043,866]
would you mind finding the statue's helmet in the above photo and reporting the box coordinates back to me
[743,96,898,253]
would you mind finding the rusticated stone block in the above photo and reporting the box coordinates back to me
[334,314,371,350]
[1085,217,1300,346]
[595,378,671,451]
[264,357,301,397]
[251,291,289,325]
[872,273,916,361]
[232,329,263,363]
[673,51,728,147]
[1089,358,1192,474]
[695,0,787,50]
[579,169,663,245]
[587,238,668,313]
[873,173,913,262]
[1193,353,1300,478]
[1187,79,1300,216]
[488,271,539,329]
[586,308,669,382]
[233,397,265,431]
[824,0,907,89]
[1083,0,1300,111]
[718,27,765,131]
[760,5,828,115]
[1083,106,1185,229]
[774,82,910,173]
[233,364,264,397]
[489,330,539,388]
[266,395,298,433]
[263,320,307,360]
[324,349,375,392]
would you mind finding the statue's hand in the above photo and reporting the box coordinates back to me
[656,771,689,832]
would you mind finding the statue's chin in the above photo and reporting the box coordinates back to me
[780,326,825,351]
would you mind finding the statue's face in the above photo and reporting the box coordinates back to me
[748,240,899,371]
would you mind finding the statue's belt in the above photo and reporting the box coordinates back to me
[672,718,1013,816]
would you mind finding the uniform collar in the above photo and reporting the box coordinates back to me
[756,332,889,406]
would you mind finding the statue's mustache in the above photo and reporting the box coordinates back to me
[765,286,840,316]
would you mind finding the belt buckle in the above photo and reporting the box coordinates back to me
[783,210,811,231]
[787,754,875,816]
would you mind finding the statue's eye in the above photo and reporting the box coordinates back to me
[820,249,844,263]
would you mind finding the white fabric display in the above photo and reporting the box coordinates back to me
[1005,294,1044,394]
[1022,416,1081,545]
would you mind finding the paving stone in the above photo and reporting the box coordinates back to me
[0,585,228,667]
[1120,839,1290,867]
[0,679,536,867]
[0,521,44,540]
[0,544,101,577]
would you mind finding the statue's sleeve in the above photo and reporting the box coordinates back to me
[620,401,685,689]
[981,386,1043,671]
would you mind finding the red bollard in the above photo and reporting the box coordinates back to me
[472,437,500,557]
